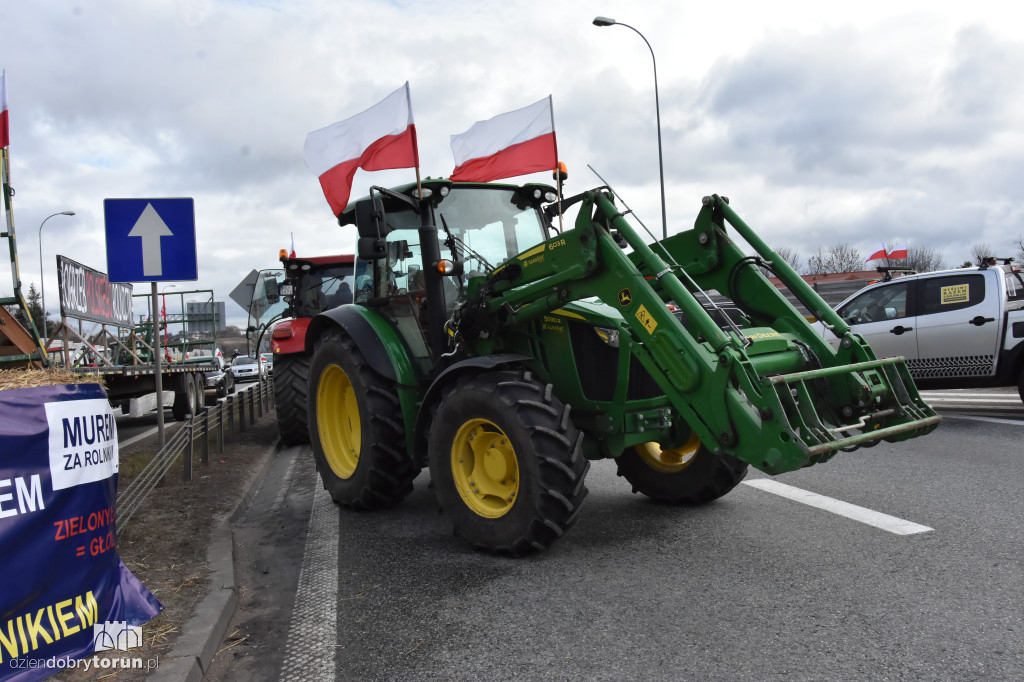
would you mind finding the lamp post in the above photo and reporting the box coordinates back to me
[38,211,76,338]
[593,16,668,240]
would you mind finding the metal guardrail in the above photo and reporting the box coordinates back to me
[117,376,276,535]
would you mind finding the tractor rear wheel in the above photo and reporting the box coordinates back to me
[274,353,311,445]
[428,370,589,555]
[308,328,417,509]
[616,430,747,504]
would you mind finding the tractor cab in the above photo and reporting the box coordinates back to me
[341,179,557,366]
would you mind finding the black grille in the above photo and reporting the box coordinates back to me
[568,322,663,401]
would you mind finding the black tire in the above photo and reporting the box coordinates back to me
[225,371,236,395]
[172,372,197,421]
[308,328,418,509]
[428,370,590,555]
[616,430,748,505]
[274,353,311,446]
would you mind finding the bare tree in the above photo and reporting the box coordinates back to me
[760,246,803,277]
[970,242,993,266]
[1015,235,1024,265]
[806,244,863,275]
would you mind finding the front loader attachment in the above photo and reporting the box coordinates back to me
[582,190,940,474]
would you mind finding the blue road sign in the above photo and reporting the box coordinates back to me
[104,198,197,283]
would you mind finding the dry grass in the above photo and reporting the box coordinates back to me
[0,367,105,390]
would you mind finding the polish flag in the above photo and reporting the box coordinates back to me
[304,83,419,215]
[887,243,908,260]
[289,232,296,258]
[865,243,888,262]
[0,69,9,149]
[449,96,557,183]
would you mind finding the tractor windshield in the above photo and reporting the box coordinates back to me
[433,187,547,274]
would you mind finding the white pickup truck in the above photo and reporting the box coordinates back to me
[819,262,1024,402]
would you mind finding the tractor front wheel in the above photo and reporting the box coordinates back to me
[616,430,747,504]
[274,353,311,445]
[308,329,418,509]
[428,370,589,555]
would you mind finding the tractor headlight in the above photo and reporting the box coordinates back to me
[544,191,558,203]
[594,326,619,348]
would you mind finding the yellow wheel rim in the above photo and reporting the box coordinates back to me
[635,431,701,473]
[450,418,519,519]
[317,364,360,479]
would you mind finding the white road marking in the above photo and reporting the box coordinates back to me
[742,479,933,535]
[281,473,338,681]
[942,413,1024,426]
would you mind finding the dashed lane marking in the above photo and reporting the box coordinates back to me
[280,473,338,681]
[742,479,933,535]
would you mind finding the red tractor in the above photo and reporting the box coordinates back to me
[250,252,357,445]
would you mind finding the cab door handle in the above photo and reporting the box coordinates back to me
[889,325,913,335]
[969,316,995,326]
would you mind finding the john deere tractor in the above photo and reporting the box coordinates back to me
[302,178,939,554]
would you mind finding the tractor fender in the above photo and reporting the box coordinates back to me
[412,354,532,464]
[304,305,404,383]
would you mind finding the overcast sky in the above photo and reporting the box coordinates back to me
[2,0,1023,327]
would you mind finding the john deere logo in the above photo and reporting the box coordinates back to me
[618,288,632,306]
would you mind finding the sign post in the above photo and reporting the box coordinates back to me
[104,198,197,445]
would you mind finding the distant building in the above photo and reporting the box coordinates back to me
[186,300,227,335]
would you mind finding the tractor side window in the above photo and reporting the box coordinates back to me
[354,259,374,303]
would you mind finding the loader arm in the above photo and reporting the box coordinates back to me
[455,189,939,474]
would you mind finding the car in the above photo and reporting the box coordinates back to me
[203,367,235,404]
[228,355,264,382]
[818,262,1024,399]
[259,352,273,376]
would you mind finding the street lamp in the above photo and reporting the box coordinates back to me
[38,210,76,338]
[593,16,668,240]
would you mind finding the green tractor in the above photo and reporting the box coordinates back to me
[302,178,939,554]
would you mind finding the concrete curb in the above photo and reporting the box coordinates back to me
[149,438,281,682]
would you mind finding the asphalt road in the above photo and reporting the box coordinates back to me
[209,400,1024,682]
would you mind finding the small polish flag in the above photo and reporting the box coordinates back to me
[887,243,908,260]
[304,83,419,215]
[289,232,296,258]
[866,243,888,262]
[0,69,9,149]
[449,96,557,183]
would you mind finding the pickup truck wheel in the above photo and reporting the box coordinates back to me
[308,328,417,509]
[274,353,311,446]
[172,372,197,421]
[616,430,747,504]
[428,370,589,556]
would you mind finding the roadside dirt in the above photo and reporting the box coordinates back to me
[55,412,280,681]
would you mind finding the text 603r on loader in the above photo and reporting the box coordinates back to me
[301,178,939,555]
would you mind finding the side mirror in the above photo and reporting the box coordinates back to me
[355,196,390,237]
[358,237,387,260]
[263,278,279,303]
[388,240,410,263]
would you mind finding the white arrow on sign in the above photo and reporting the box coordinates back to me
[127,203,174,276]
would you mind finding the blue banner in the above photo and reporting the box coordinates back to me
[0,383,161,681]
